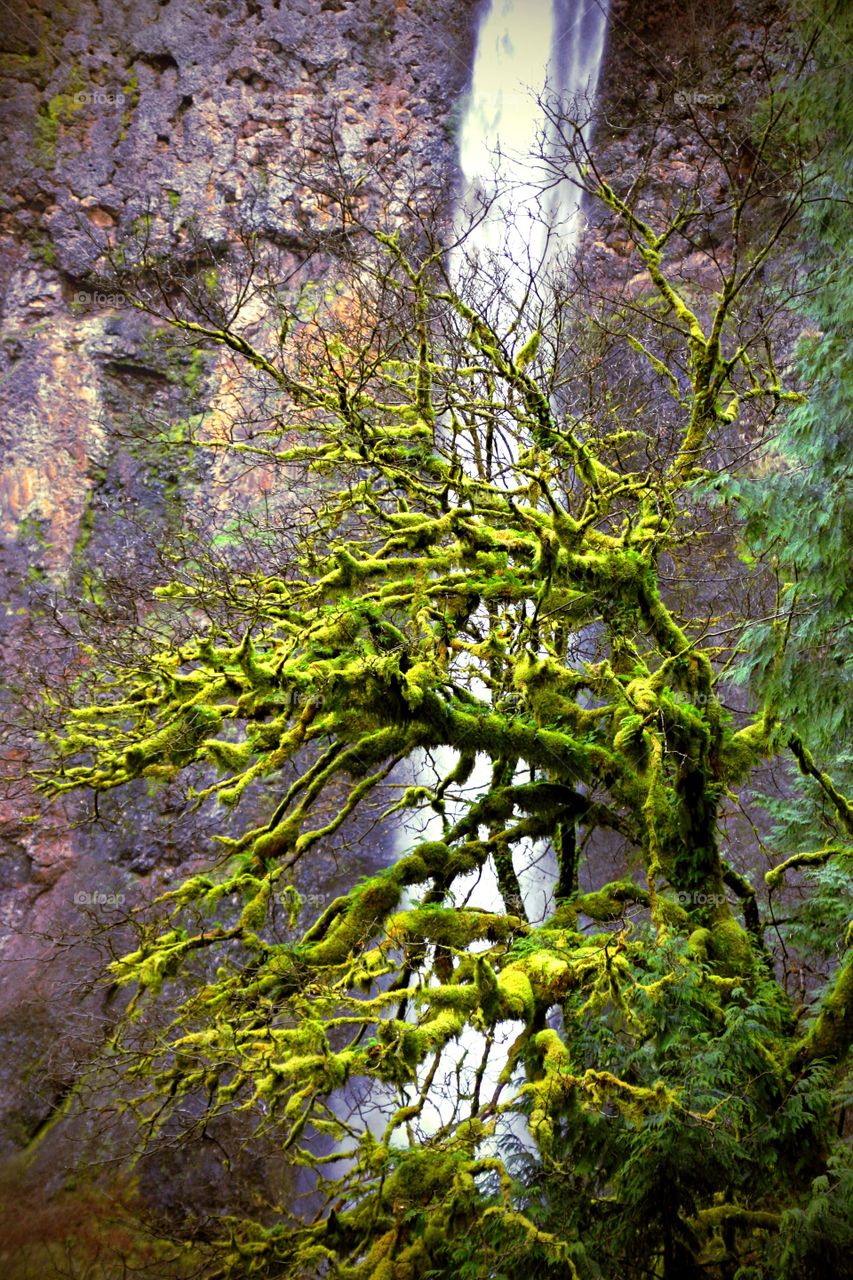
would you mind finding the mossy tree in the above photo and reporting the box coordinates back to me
[35,76,852,1280]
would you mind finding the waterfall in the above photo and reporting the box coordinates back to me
[435,0,611,924]
[391,0,611,1140]
[455,0,610,295]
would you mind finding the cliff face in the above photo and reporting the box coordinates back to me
[0,0,478,573]
[588,0,786,278]
[0,0,482,1170]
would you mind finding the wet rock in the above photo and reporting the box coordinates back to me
[0,0,483,1213]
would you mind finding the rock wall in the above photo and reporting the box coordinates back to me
[0,0,483,1170]
[1,0,479,573]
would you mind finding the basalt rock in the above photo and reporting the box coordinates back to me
[0,0,482,1196]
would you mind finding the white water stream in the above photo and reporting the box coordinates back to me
[393,0,611,1141]
[455,0,609,297]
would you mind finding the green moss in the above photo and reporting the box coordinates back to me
[721,718,773,782]
[119,67,139,140]
[524,1029,575,1150]
[400,1008,465,1064]
[123,704,223,774]
[182,347,208,397]
[709,917,753,974]
[34,66,87,166]
[202,736,254,772]
[792,948,853,1066]
[305,876,404,966]
[0,50,50,82]
[657,897,691,931]
[387,906,518,950]
[496,967,536,1022]
[686,927,713,960]
[546,902,579,930]
[140,333,209,400]
[382,1149,461,1208]
[575,879,650,921]
[420,982,479,1014]
[513,652,594,730]
[252,818,302,862]
[70,475,106,604]
[510,943,575,1004]
[239,879,271,932]
[22,226,58,266]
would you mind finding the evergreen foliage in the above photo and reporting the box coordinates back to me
[730,0,853,757]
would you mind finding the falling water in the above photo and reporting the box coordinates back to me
[455,0,610,293]
[392,0,611,1139]
[435,0,611,924]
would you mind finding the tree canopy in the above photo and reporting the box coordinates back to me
[33,59,853,1280]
